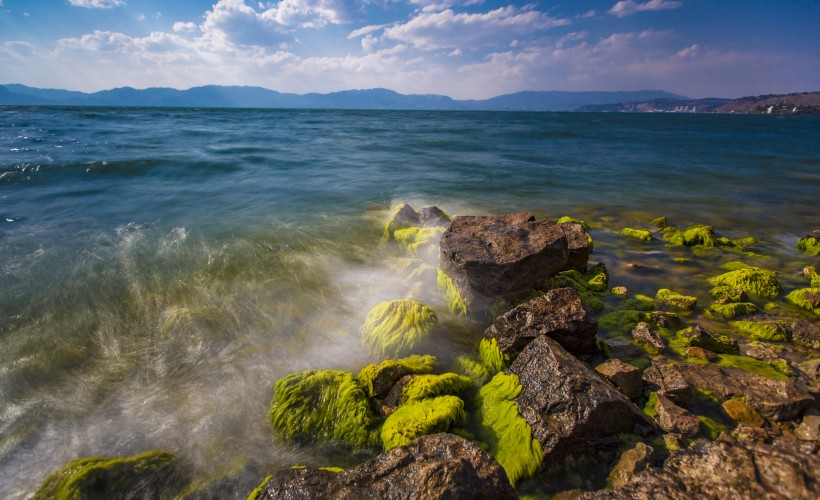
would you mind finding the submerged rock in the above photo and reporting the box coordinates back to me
[360,299,438,360]
[484,287,598,356]
[797,230,820,256]
[254,433,517,500]
[620,228,652,242]
[655,289,697,311]
[438,213,578,315]
[507,336,653,469]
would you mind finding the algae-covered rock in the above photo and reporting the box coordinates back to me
[730,320,788,342]
[620,228,652,242]
[386,373,472,407]
[381,395,466,450]
[655,289,697,311]
[721,399,764,427]
[677,325,739,354]
[417,206,451,227]
[651,216,669,229]
[358,355,438,399]
[708,301,758,319]
[599,310,648,337]
[360,299,438,360]
[473,372,543,485]
[383,203,421,240]
[452,354,491,386]
[32,451,178,500]
[659,226,684,246]
[708,266,781,298]
[709,285,748,302]
[797,230,820,256]
[436,269,467,316]
[631,322,665,351]
[786,287,820,314]
[479,337,511,374]
[270,370,381,449]
[557,216,591,231]
[682,224,716,247]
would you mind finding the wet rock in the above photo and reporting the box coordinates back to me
[677,362,813,421]
[795,415,820,441]
[439,213,575,314]
[791,318,820,350]
[603,338,644,359]
[595,359,643,399]
[678,325,739,354]
[385,204,421,237]
[611,286,628,296]
[382,374,414,411]
[739,342,779,361]
[582,438,820,499]
[484,287,598,356]
[721,399,765,427]
[631,322,664,351]
[684,346,717,362]
[417,206,450,227]
[562,222,592,272]
[608,442,655,489]
[654,395,701,436]
[255,433,517,500]
[641,362,693,406]
[358,355,437,399]
[507,336,653,468]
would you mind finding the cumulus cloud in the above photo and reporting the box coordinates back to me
[609,0,683,17]
[68,0,125,8]
[173,22,198,33]
[268,0,361,28]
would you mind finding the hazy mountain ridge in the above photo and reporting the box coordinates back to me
[577,91,820,114]
[0,84,684,111]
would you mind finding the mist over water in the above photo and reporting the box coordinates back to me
[1,107,819,497]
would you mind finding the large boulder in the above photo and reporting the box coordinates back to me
[507,336,654,469]
[484,287,598,356]
[439,213,583,315]
[583,438,820,499]
[254,433,517,500]
[676,362,814,421]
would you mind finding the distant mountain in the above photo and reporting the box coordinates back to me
[575,91,820,114]
[0,84,686,111]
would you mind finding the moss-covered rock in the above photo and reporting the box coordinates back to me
[797,235,820,256]
[557,216,590,231]
[708,301,758,319]
[473,372,543,485]
[380,395,466,450]
[655,289,697,311]
[786,288,820,314]
[452,354,491,386]
[357,355,438,399]
[621,228,652,242]
[683,225,716,247]
[677,326,739,355]
[361,300,438,359]
[621,294,655,312]
[730,320,788,342]
[708,267,782,299]
[32,451,178,500]
[437,269,467,316]
[709,285,749,303]
[393,373,473,405]
[599,310,648,337]
[651,216,669,229]
[660,227,684,246]
[270,370,381,449]
[479,337,512,374]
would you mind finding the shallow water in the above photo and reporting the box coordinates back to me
[1,107,819,497]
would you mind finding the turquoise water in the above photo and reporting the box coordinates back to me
[1,107,819,497]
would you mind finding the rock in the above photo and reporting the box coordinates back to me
[595,359,643,399]
[360,300,438,360]
[739,342,779,361]
[678,325,739,354]
[603,337,644,359]
[484,287,598,356]
[721,399,765,427]
[608,442,655,489]
[797,230,820,256]
[417,206,450,227]
[786,287,820,314]
[384,204,421,238]
[381,396,466,450]
[708,266,782,299]
[358,355,438,399]
[507,336,653,469]
[682,224,716,247]
[684,347,717,362]
[791,318,820,349]
[612,286,628,296]
[641,362,693,406]
[255,433,517,500]
[631,322,665,351]
[655,289,697,311]
[582,438,820,499]
[677,362,813,421]
[439,213,575,314]
[795,415,820,441]
[562,222,592,272]
[730,320,788,342]
[620,228,652,242]
[654,394,701,436]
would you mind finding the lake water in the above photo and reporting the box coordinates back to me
[1,107,819,497]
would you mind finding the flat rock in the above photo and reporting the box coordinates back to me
[507,336,653,468]
[256,433,516,500]
[595,359,643,399]
[721,399,765,427]
[631,322,665,351]
[677,362,813,421]
[484,287,598,355]
[439,213,574,314]
[582,438,820,499]
[655,394,700,436]
[642,362,693,406]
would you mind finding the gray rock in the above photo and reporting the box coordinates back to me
[595,359,643,399]
[654,394,700,436]
[739,342,779,361]
[485,287,598,356]
[791,318,820,350]
[507,336,654,469]
[631,322,665,351]
[439,213,574,314]
[642,362,693,406]
[255,433,516,500]
[417,206,450,227]
[604,338,644,359]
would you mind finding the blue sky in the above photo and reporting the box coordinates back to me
[1,0,818,98]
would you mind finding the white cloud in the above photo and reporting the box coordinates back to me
[609,0,683,17]
[68,0,125,8]
[267,0,361,28]
[347,24,389,40]
[173,22,198,33]
[201,0,288,49]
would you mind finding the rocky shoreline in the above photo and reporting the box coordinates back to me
[32,206,819,499]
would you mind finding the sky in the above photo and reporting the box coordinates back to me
[0,0,818,99]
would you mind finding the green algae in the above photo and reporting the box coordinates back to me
[729,320,787,342]
[474,372,543,485]
[797,236,820,256]
[382,203,417,242]
[357,354,438,398]
[709,285,748,302]
[708,267,782,298]
[360,299,438,359]
[676,327,738,355]
[660,227,684,246]
[381,395,466,450]
[620,228,652,242]
[651,216,669,228]
[557,216,591,230]
[721,261,750,271]
[452,354,491,386]
[673,257,692,264]
[437,269,467,316]
[246,475,271,500]
[396,227,445,255]
[683,225,716,247]
[715,354,790,380]
[479,337,512,374]
[270,370,380,449]
[655,289,697,311]
[621,294,655,311]
[397,372,473,405]
[642,392,658,419]
[318,466,343,473]
[598,310,647,337]
[697,415,728,440]
[785,287,820,314]
[708,302,758,319]
[545,272,605,312]
[32,451,178,500]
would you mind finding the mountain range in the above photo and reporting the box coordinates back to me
[0,84,685,111]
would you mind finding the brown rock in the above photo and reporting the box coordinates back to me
[439,213,574,314]
[416,206,450,227]
[561,222,592,272]
[507,336,654,469]
[631,322,665,351]
[795,415,820,441]
[739,342,779,362]
[256,433,517,500]
[485,287,598,355]
[684,346,717,362]
[721,398,765,427]
[791,318,820,350]
[595,359,643,399]
[677,362,813,421]
[608,442,655,488]
[641,362,693,406]
[604,338,644,359]
[655,394,701,436]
